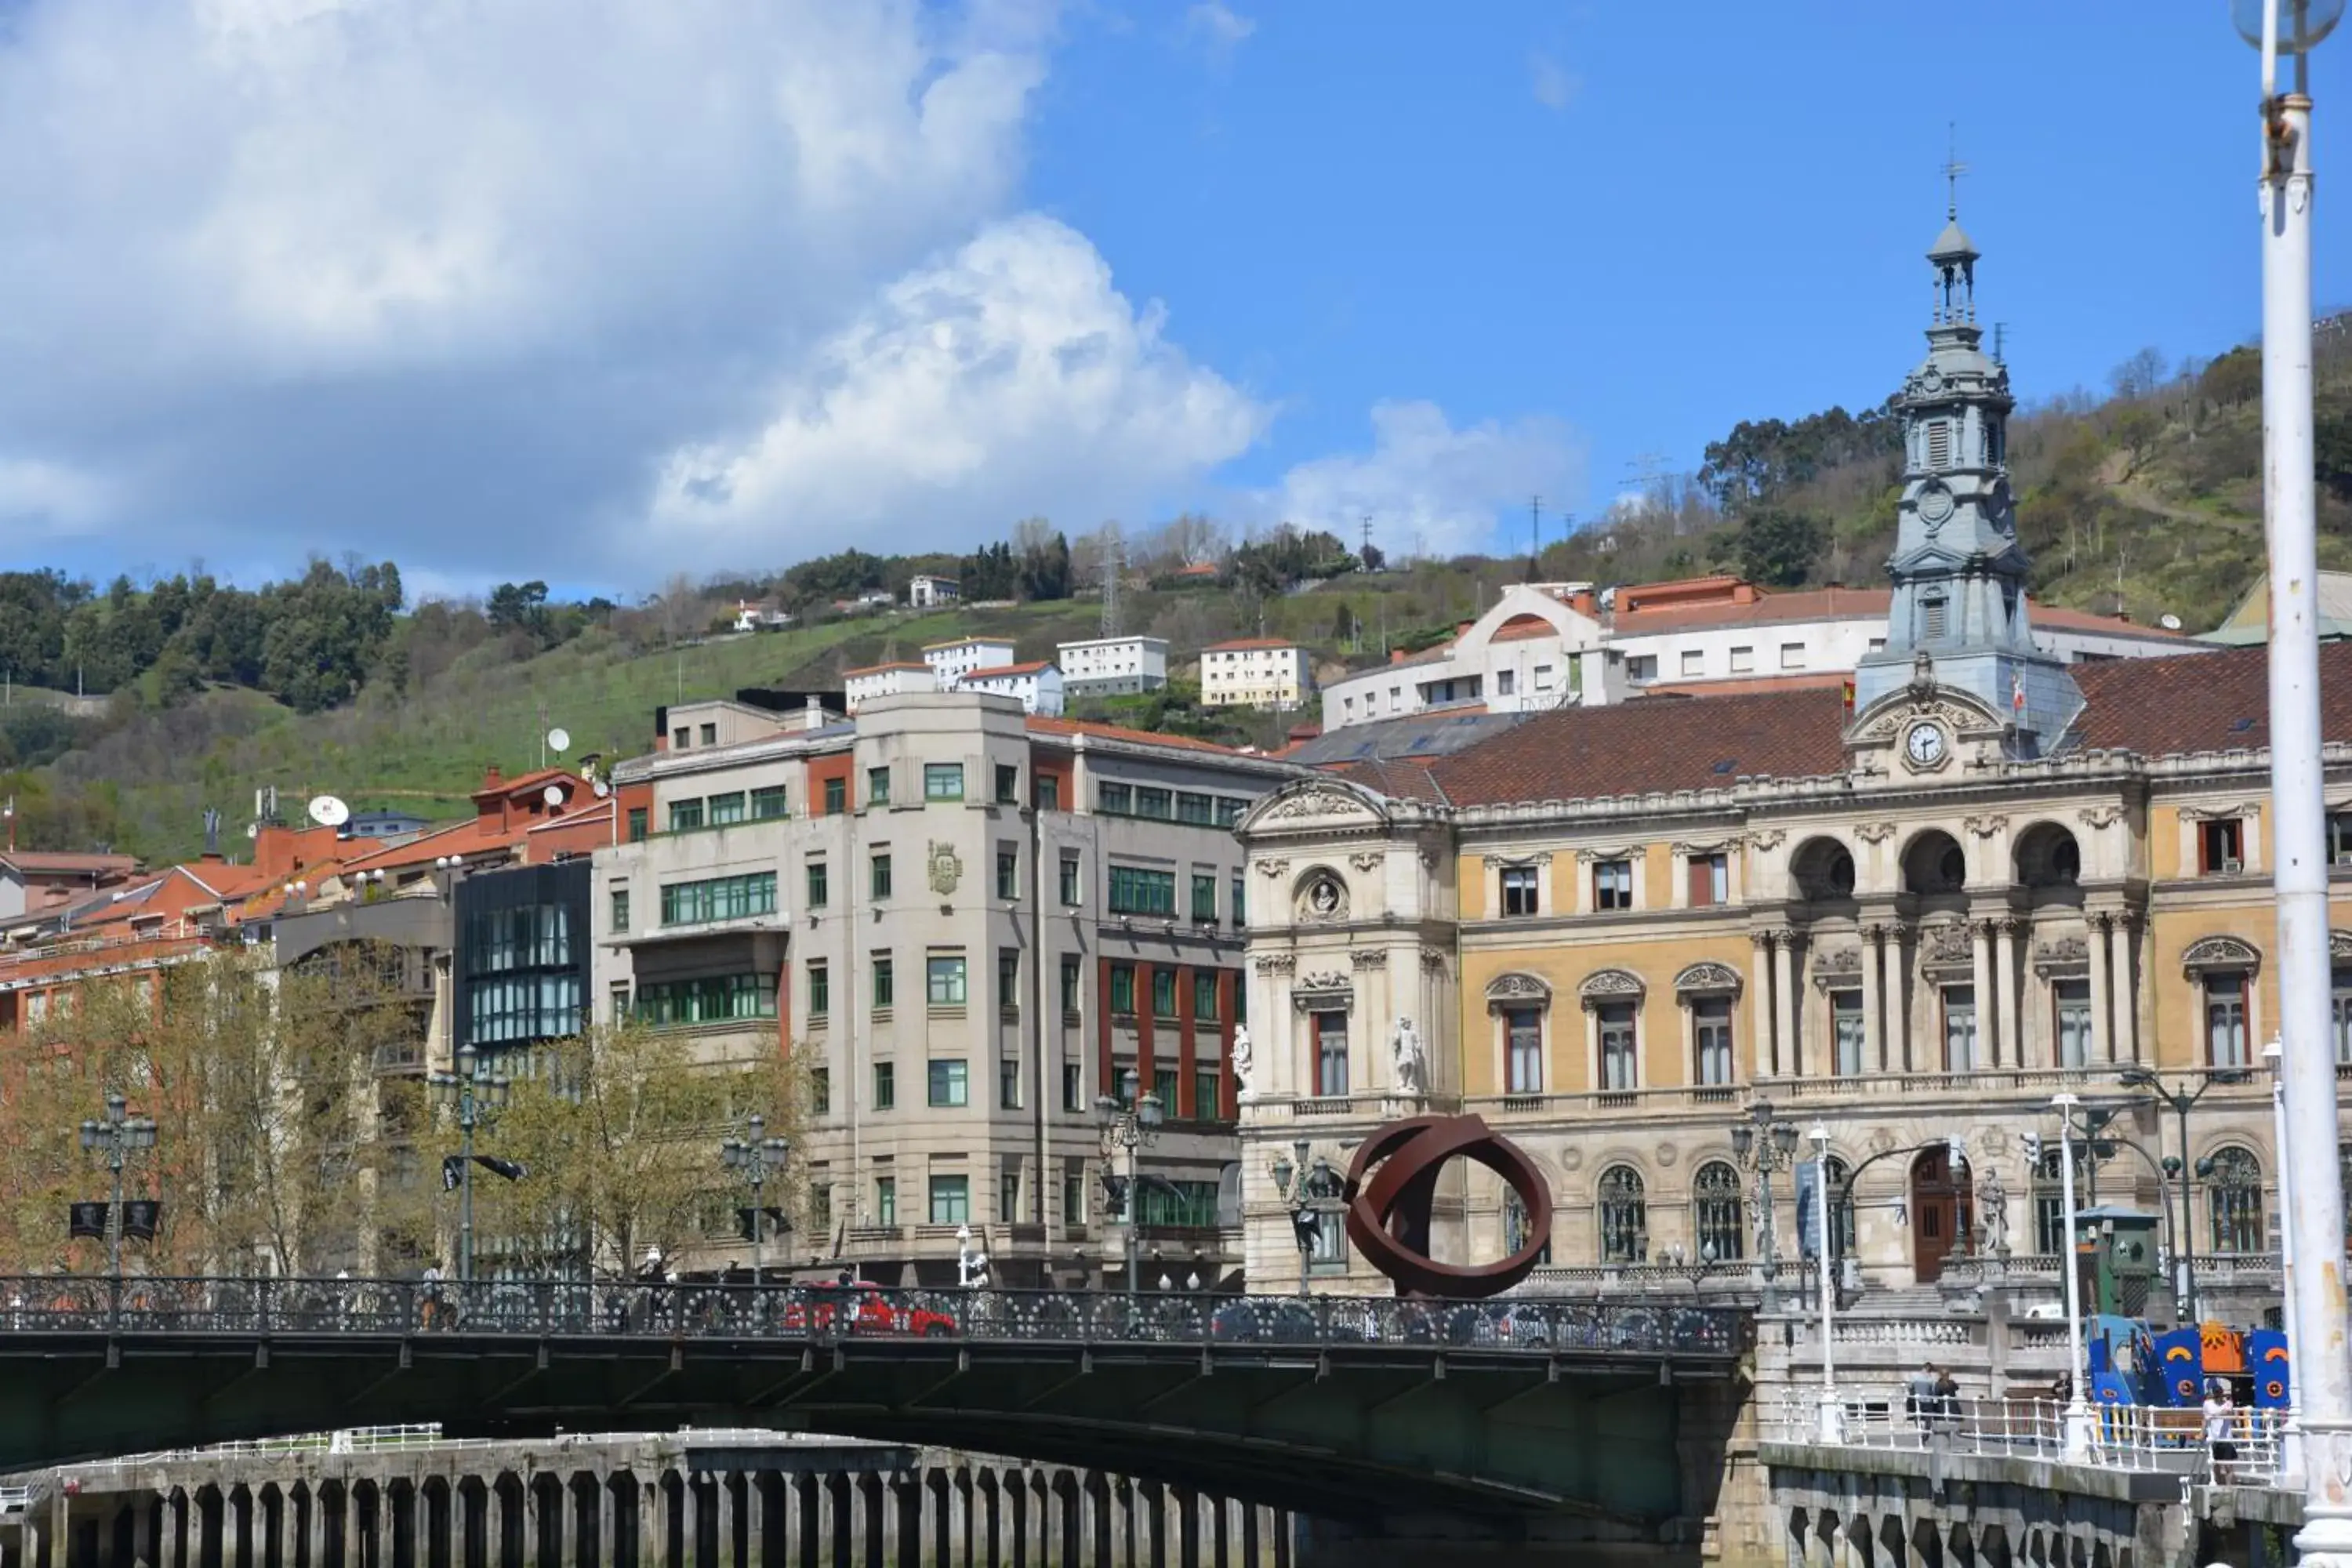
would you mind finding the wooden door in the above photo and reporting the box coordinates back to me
[1910,1147,1973,1283]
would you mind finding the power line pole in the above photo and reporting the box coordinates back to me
[1099,524,1124,638]
[1528,495,1541,578]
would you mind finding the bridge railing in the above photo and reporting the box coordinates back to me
[1766,1388,2288,1486]
[0,1276,1748,1358]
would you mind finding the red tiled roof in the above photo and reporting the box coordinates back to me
[2070,641,2352,753]
[964,661,1052,679]
[843,662,931,677]
[1338,757,1450,805]
[1203,637,1298,652]
[1490,615,1562,643]
[1613,586,1890,634]
[0,851,141,877]
[2033,605,2187,638]
[1641,672,1851,699]
[1176,562,1220,576]
[1428,688,1850,807]
[1025,716,1243,755]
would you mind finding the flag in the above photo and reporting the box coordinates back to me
[2012,668,2027,714]
[67,1201,107,1239]
[122,1200,162,1241]
[1840,678,1857,716]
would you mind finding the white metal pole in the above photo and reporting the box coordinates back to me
[2256,14,2352,1555]
[1812,1128,1842,1443]
[2269,1038,2306,1485]
[2053,1093,2092,1458]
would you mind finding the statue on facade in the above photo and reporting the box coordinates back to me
[1232,1024,1255,1102]
[1977,1170,2010,1258]
[1392,1016,1427,1096]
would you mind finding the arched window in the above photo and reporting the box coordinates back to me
[1503,1188,1552,1265]
[2183,938,2260,1069]
[1598,1165,1648,1264]
[1693,1161,1745,1263]
[2208,1146,2265,1255]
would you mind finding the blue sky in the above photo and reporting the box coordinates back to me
[0,1,2336,596]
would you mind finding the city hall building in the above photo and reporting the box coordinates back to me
[1234,213,2347,1309]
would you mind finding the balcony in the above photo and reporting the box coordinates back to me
[612,913,788,949]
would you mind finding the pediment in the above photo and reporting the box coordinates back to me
[1240,779,1390,834]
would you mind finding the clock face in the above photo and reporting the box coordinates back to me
[1906,723,1946,766]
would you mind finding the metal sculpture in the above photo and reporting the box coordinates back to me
[1344,1113,1553,1298]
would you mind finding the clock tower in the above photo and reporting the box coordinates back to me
[1849,197,2082,755]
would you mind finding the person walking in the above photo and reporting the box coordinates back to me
[2202,1380,2240,1482]
[1907,1360,1938,1432]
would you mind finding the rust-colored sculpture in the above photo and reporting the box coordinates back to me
[1342,1112,1553,1298]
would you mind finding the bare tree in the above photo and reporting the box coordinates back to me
[2109,347,2169,401]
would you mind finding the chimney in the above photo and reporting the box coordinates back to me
[1390,648,1410,666]
[484,764,503,787]
[805,695,822,730]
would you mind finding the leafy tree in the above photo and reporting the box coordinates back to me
[486,580,553,640]
[1698,400,1903,511]
[1734,508,1828,588]
[1360,543,1387,572]
[960,542,1019,601]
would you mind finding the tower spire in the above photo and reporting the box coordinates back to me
[1942,122,1968,221]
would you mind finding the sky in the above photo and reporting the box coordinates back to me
[0,0,2341,599]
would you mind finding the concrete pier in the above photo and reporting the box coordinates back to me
[1,1432,1290,1568]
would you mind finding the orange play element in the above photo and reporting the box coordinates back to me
[2199,1323,2246,1374]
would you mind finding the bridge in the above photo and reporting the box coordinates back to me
[0,1276,1749,1549]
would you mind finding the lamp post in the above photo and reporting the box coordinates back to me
[1730,1098,1800,1312]
[2235,1,2352,1557]
[955,1224,990,1289]
[78,1091,157,1283]
[428,1044,510,1287]
[2052,1093,2094,1458]
[720,1112,789,1290]
[1094,1066,1163,1298]
[1270,1138,1346,1298]
[1809,1126,1843,1443]
[2261,1036,2308,1484]
[2120,1066,2232,1317]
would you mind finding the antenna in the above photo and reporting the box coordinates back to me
[202,808,222,857]
[1528,495,1541,574]
[1360,514,1374,565]
[1098,523,1124,638]
[1991,321,2009,365]
[1942,122,1968,219]
[307,795,350,829]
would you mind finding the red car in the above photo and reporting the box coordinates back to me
[779,1282,958,1337]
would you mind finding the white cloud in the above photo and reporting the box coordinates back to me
[1530,50,1580,112]
[652,216,1269,547]
[1185,2,1256,59]
[1264,401,1587,558]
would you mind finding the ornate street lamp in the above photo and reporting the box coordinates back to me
[720,1112,789,1290]
[78,1091,158,1283]
[1270,1138,1346,1298]
[428,1044,510,1287]
[1730,1098,1800,1312]
[1094,1067,1164,1297]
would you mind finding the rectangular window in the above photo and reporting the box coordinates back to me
[927,953,968,1007]
[2200,818,2245,874]
[995,764,1019,804]
[1779,642,1806,670]
[996,848,1018,899]
[1059,853,1081,905]
[1152,968,1177,1018]
[1107,864,1178,916]
[1627,655,1657,681]
[1109,964,1135,1015]
[1196,1069,1221,1118]
[1232,874,1245,927]
[1501,865,1540,917]
[928,1058,969,1108]
[2332,811,2352,866]
[1154,1067,1181,1113]
[1598,1002,1638,1091]
[1192,971,1219,1021]
[1062,1160,1087,1225]
[1943,985,1979,1072]
[2032,976,2090,1072]
[824,776,846,815]
[1504,1007,1543,1094]
[1315,1011,1348,1096]
[1063,1062,1083,1112]
[1216,797,1247,827]
[1689,852,1727,906]
[1134,787,1173,820]
[609,887,631,932]
[809,1178,832,1235]
[810,1067,830,1116]
[806,859,829,908]
[875,1175,896,1226]
[668,797,705,833]
[608,981,631,1022]
[1191,872,1218,922]
[2335,967,2352,1064]
[659,871,777,926]
[873,1062,896,1112]
[626,807,648,842]
[924,763,964,801]
[1000,1059,1021,1110]
[997,949,1019,1010]
[867,765,891,806]
[1697,996,1738,1085]
[807,960,829,1020]
[1060,956,1081,1013]
[749,785,787,821]
[706,791,746,826]
[1035,774,1061,811]
[672,727,689,750]
[1830,990,1864,1077]
[698,723,717,746]
[633,972,777,1026]
[1496,669,1516,696]
[999,1167,1022,1221]
[1308,1210,1345,1264]
[2205,973,2249,1066]
[1680,649,1704,677]
[870,852,892,899]
[1921,597,1948,639]
[1593,858,1634,911]
[1177,791,1214,826]
[1729,645,1755,674]
[1098,781,1132,815]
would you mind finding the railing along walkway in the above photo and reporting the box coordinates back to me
[1768,1390,2288,1487]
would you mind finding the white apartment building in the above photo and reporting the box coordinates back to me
[842,662,938,714]
[958,660,1066,717]
[1057,635,1170,698]
[909,575,960,610]
[1319,576,2194,732]
[601,691,1305,1290]
[924,637,1018,686]
[1199,639,1311,710]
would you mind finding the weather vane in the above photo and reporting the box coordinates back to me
[1942,122,1968,220]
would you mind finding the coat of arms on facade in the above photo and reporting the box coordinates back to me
[927,842,963,896]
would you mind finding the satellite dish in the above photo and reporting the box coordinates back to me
[2160,613,2183,631]
[546,728,571,756]
[2234,0,2343,53]
[593,778,612,799]
[543,783,566,808]
[246,823,260,840]
[308,795,350,828]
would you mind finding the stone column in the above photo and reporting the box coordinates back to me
[594,1477,614,1568]
[274,1489,296,1568]
[812,1478,837,1568]
[303,1486,326,1568]
[1860,925,1886,1074]
[525,1480,546,1568]
[233,1488,254,1568]
[1968,922,1994,1073]
[441,1486,462,1568]
[741,1472,762,1568]
[637,1482,660,1568]
[1773,932,1798,1079]
[1993,918,2019,1071]
[344,1486,365,1568]
[2086,913,2114,1066]
[489,1484,510,1568]
[162,1491,183,1568]
[132,1488,158,1568]
[2114,913,2142,1062]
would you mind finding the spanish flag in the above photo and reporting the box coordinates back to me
[1841,678,1857,716]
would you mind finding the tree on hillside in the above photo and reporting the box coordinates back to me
[1697,401,1902,512]
[487,580,553,640]
[1013,520,1073,601]
[2109,347,2169,401]
[1734,508,1828,588]
[2199,347,2262,412]
[960,542,1019,601]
